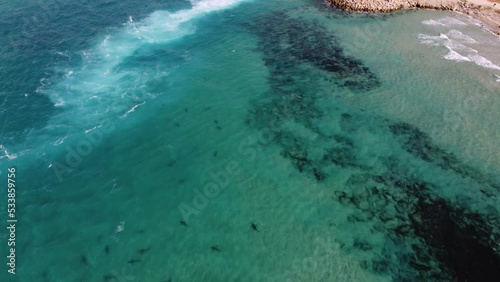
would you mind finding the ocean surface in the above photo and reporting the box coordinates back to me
[0,0,499,281]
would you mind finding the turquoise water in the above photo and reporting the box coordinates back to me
[1,0,500,281]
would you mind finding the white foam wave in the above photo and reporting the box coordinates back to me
[84,124,103,134]
[35,0,248,137]
[46,0,247,111]
[53,136,68,146]
[115,221,125,233]
[469,55,500,70]
[447,30,477,44]
[495,75,500,82]
[101,35,111,46]
[465,16,483,27]
[420,14,500,77]
[444,49,471,62]
[64,70,74,78]
[54,99,65,107]
[120,101,146,118]
[422,17,467,27]
[418,28,500,71]
[5,0,250,163]
[418,33,445,46]
[0,145,17,160]
[54,50,70,58]
[422,19,440,26]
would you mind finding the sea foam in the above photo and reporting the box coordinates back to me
[419,16,500,72]
[422,16,467,27]
[43,0,248,121]
[23,0,249,158]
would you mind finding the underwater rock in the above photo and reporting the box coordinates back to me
[312,168,326,181]
[410,196,500,281]
[370,197,388,211]
[356,199,370,210]
[323,147,358,168]
[371,259,390,273]
[409,259,431,271]
[333,134,354,147]
[395,224,412,236]
[334,190,347,198]
[389,122,500,192]
[347,212,373,222]
[394,200,409,213]
[378,211,394,222]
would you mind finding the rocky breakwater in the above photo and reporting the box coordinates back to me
[325,0,500,35]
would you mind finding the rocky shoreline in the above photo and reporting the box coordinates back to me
[325,0,500,35]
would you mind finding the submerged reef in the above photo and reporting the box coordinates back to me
[245,11,380,180]
[245,11,500,281]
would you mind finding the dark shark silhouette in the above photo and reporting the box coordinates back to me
[127,258,141,265]
[80,255,88,266]
[138,247,151,255]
